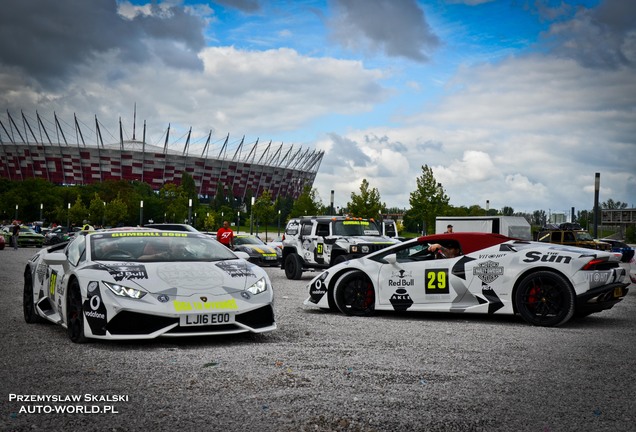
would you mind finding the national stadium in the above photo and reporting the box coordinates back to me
[0,111,323,201]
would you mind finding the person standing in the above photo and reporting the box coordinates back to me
[11,220,20,250]
[216,220,234,249]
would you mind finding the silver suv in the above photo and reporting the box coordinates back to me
[281,216,398,280]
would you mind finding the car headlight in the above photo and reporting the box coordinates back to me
[247,277,268,295]
[351,245,358,253]
[361,245,369,253]
[102,281,147,299]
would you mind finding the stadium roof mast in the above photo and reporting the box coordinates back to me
[0,111,324,201]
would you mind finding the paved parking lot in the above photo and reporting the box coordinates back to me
[1,247,635,431]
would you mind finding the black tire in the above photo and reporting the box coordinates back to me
[515,271,575,327]
[284,253,303,280]
[66,279,88,343]
[333,271,375,316]
[49,236,60,245]
[23,272,43,323]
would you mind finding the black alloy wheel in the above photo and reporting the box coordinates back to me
[515,271,575,327]
[333,271,375,317]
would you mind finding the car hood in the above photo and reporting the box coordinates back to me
[84,259,261,294]
[237,244,278,254]
[331,236,397,244]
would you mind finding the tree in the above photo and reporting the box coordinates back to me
[160,183,188,223]
[68,196,88,226]
[501,206,514,216]
[104,193,128,226]
[404,165,449,234]
[602,199,628,209]
[347,179,385,219]
[253,190,275,238]
[290,185,322,217]
[532,210,547,227]
[181,171,198,209]
[88,193,106,226]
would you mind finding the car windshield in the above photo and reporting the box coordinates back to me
[333,220,380,236]
[90,232,238,262]
[234,236,265,245]
[575,231,594,241]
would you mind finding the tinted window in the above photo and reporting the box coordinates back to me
[301,222,313,236]
[67,234,86,266]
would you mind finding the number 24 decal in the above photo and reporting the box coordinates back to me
[425,269,450,294]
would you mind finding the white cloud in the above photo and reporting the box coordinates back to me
[313,54,636,213]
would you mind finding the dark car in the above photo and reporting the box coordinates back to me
[599,238,635,263]
[233,234,281,266]
[43,226,81,245]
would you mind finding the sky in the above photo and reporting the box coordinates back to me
[0,0,634,216]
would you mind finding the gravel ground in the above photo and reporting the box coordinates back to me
[1,246,635,432]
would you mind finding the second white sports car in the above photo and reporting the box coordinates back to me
[24,228,276,343]
[304,233,629,327]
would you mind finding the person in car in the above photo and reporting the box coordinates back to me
[428,243,460,258]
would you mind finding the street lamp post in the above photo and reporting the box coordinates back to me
[40,203,43,221]
[15,204,18,220]
[188,199,193,225]
[67,203,71,228]
[330,190,334,215]
[139,200,144,226]
[237,211,240,234]
[250,197,255,235]
[102,202,106,227]
[278,209,281,237]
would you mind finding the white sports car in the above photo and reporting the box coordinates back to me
[304,233,630,327]
[24,228,276,343]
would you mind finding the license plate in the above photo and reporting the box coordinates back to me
[180,313,234,326]
[264,255,277,260]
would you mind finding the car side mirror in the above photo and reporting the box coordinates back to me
[384,254,398,265]
[43,252,67,265]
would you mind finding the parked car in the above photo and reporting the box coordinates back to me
[266,236,283,250]
[305,232,629,327]
[233,234,281,266]
[599,238,635,263]
[4,226,45,247]
[44,226,81,245]
[23,229,276,343]
[282,215,398,280]
[537,225,611,251]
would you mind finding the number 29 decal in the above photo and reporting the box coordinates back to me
[425,269,450,294]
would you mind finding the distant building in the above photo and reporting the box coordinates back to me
[550,212,567,224]
[0,111,322,201]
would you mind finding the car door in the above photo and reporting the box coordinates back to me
[377,242,458,307]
